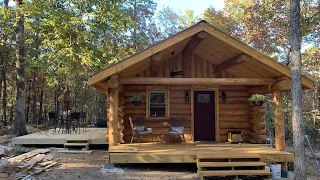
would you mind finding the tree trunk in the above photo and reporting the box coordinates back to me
[31,72,37,124]
[13,0,27,136]
[38,80,44,125]
[25,78,31,123]
[2,66,7,126]
[290,0,306,179]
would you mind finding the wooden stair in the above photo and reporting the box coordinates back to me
[64,139,90,150]
[196,153,271,180]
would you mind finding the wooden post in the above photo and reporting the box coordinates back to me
[108,75,120,146]
[274,90,285,150]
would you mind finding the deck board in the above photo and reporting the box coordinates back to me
[109,143,293,163]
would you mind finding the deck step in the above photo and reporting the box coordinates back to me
[198,161,266,168]
[64,143,88,146]
[197,153,262,160]
[64,139,90,150]
[200,170,271,177]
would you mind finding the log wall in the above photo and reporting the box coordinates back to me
[122,85,192,143]
[218,85,251,142]
[248,104,267,143]
[135,53,235,78]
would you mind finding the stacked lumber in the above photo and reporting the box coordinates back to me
[8,149,57,178]
[249,105,267,143]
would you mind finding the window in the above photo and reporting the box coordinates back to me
[197,94,211,103]
[149,91,167,118]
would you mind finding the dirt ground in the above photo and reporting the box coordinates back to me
[0,126,319,180]
[37,151,199,180]
[36,149,320,180]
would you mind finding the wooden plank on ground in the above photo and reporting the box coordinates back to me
[8,149,50,165]
[31,162,57,175]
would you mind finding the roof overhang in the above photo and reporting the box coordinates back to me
[88,21,313,91]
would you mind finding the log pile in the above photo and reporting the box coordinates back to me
[249,105,267,143]
[7,149,57,179]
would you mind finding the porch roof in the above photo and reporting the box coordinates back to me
[88,20,313,91]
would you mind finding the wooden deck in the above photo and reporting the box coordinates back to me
[108,143,293,163]
[12,128,108,145]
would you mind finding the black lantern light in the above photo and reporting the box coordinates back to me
[222,91,227,102]
[185,91,190,102]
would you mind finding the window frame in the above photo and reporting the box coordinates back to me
[146,90,169,119]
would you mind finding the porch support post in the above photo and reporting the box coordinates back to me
[108,75,119,146]
[274,90,285,151]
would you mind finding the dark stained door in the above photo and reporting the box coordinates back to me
[194,91,215,141]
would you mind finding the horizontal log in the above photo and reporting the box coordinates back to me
[219,85,249,91]
[260,129,266,135]
[125,103,146,109]
[169,86,191,91]
[220,109,248,116]
[260,122,266,129]
[219,91,249,97]
[220,122,250,129]
[252,124,261,132]
[170,91,186,98]
[250,132,260,139]
[119,78,277,85]
[125,109,146,114]
[219,115,248,122]
[249,138,259,143]
[170,114,191,121]
[219,97,248,103]
[124,85,146,90]
[171,108,191,115]
[219,103,249,109]
[170,97,189,104]
[170,103,191,109]
[249,107,265,112]
[259,135,267,143]
[248,80,292,94]
[123,120,192,128]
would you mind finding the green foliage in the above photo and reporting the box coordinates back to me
[130,93,146,102]
[248,94,267,102]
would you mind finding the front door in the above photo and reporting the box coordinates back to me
[194,91,215,141]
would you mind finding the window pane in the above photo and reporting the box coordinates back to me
[150,93,165,104]
[149,92,166,117]
[197,94,210,103]
[150,107,166,117]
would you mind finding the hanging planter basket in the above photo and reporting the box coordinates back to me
[252,101,264,106]
[132,101,142,106]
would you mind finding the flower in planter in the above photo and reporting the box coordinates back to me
[130,92,146,103]
[248,94,267,102]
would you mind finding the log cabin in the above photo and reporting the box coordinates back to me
[88,21,313,179]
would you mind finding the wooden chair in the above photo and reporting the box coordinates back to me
[168,118,187,143]
[79,112,87,132]
[129,117,153,144]
[70,112,81,133]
